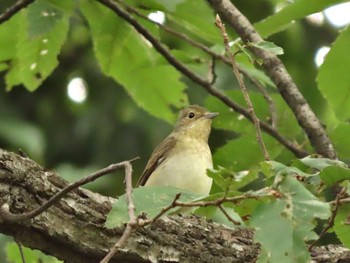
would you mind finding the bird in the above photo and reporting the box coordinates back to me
[136,105,218,195]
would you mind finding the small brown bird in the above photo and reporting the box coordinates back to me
[137,105,218,195]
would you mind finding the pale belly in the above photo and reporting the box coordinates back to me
[145,143,213,195]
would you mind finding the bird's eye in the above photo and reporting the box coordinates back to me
[188,112,195,119]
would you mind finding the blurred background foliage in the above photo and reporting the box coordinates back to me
[0,0,347,195]
[0,0,350,261]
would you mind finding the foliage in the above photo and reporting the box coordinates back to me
[1,0,350,262]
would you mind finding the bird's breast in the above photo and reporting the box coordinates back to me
[145,139,213,195]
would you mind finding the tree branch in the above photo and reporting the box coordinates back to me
[0,148,349,262]
[95,0,308,158]
[0,0,34,24]
[0,158,138,223]
[215,14,270,160]
[206,0,336,159]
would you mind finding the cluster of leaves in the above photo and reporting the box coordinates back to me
[108,156,350,262]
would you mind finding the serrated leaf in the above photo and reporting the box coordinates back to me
[27,0,64,37]
[334,204,350,248]
[251,199,305,263]
[299,156,347,170]
[213,133,283,171]
[166,0,221,44]
[250,41,284,55]
[319,166,350,186]
[261,160,317,179]
[81,0,188,123]
[317,26,350,121]
[208,167,257,192]
[195,204,244,227]
[5,2,70,91]
[105,186,202,228]
[250,176,330,263]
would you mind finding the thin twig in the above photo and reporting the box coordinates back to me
[309,187,347,250]
[245,75,278,128]
[119,0,277,125]
[207,57,217,84]
[215,15,270,161]
[0,0,35,24]
[15,240,26,263]
[100,161,136,263]
[336,197,350,205]
[218,205,241,225]
[139,193,182,226]
[0,157,139,223]
[96,0,308,158]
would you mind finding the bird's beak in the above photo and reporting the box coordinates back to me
[204,112,219,119]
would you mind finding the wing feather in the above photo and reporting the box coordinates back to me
[136,135,176,186]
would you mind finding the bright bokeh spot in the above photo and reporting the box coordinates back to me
[314,46,330,67]
[148,11,165,24]
[67,77,88,103]
[306,12,324,26]
[325,2,350,28]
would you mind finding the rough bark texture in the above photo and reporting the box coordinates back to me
[207,0,337,159]
[0,148,349,263]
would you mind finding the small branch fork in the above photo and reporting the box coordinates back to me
[215,15,270,161]
[309,187,348,251]
[0,157,139,223]
[100,161,136,263]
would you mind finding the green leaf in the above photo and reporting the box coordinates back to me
[105,186,202,228]
[208,167,258,192]
[249,41,284,55]
[205,90,301,138]
[166,0,221,43]
[298,156,347,170]
[330,123,350,159]
[317,26,350,121]
[251,199,304,263]
[255,0,349,37]
[319,166,350,186]
[0,13,19,62]
[334,204,350,248]
[195,204,244,227]
[5,1,71,91]
[213,134,283,171]
[7,242,62,263]
[250,176,330,263]
[81,0,188,123]
[27,0,64,37]
[262,160,305,178]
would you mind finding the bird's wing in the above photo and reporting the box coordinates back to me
[136,135,177,187]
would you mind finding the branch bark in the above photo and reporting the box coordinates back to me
[0,0,34,24]
[207,0,336,159]
[0,149,349,263]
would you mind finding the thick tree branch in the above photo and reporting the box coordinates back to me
[0,0,34,24]
[96,0,308,158]
[0,149,349,262]
[207,0,337,159]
